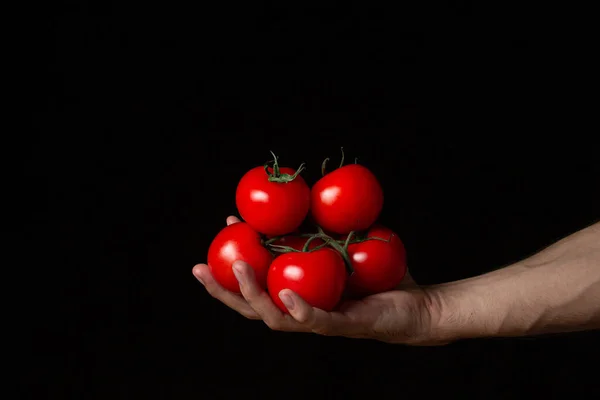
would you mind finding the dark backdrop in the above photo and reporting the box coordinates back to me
[25,2,599,399]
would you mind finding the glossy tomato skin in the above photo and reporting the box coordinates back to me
[310,164,383,234]
[236,166,310,236]
[207,222,273,294]
[270,235,325,252]
[267,248,347,313]
[346,225,407,297]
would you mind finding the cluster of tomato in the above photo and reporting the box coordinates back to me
[207,150,407,313]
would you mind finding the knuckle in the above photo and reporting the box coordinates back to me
[243,298,259,311]
[241,310,260,320]
[264,318,283,331]
[238,309,252,318]
[240,287,259,302]
[292,310,311,324]
[204,285,219,298]
[311,326,332,336]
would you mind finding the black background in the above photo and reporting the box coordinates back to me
[24,1,599,399]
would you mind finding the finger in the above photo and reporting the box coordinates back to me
[232,260,306,332]
[395,268,417,289]
[278,289,354,336]
[226,216,241,226]
[192,264,260,320]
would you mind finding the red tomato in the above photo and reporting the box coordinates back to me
[236,164,310,236]
[207,222,273,293]
[269,235,325,252]
[267,248,347,313]
[310,164,383,234]
[346,225,407,297]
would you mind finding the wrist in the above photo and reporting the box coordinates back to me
[396,263,528,345]
[400,287,459,346]
[421,276,510,343]
[417,286,463,344]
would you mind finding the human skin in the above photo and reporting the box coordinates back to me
[426,220,600,342]
[193,217,600,345]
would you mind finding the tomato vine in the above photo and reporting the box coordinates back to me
[262,226,390,275]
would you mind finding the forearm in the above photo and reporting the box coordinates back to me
[427,221,600,342]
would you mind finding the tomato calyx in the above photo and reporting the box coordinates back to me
[263,151,306,183]
[320,147,359,176]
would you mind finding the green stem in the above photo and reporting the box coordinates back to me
[321,158,329,176]
[308,241,330,252]
[302,235,322,252]
[321,147,347,176]
[299,232,388,245]
[343,231,355,251]
[329,237,388,245]
[355,235,389,244]
[268,244,301,253]
[313,226,354,274]
[263,151,306,183]
[270,150,280,176]
[263,236,283,246]
[323,236,354,274]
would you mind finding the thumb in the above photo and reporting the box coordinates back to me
[226,215,241,225]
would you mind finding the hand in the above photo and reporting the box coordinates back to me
[193,216,444,345]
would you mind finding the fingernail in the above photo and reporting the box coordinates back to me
[279,293,294,311]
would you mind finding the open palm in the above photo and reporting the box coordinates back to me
[193,216,438,345]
